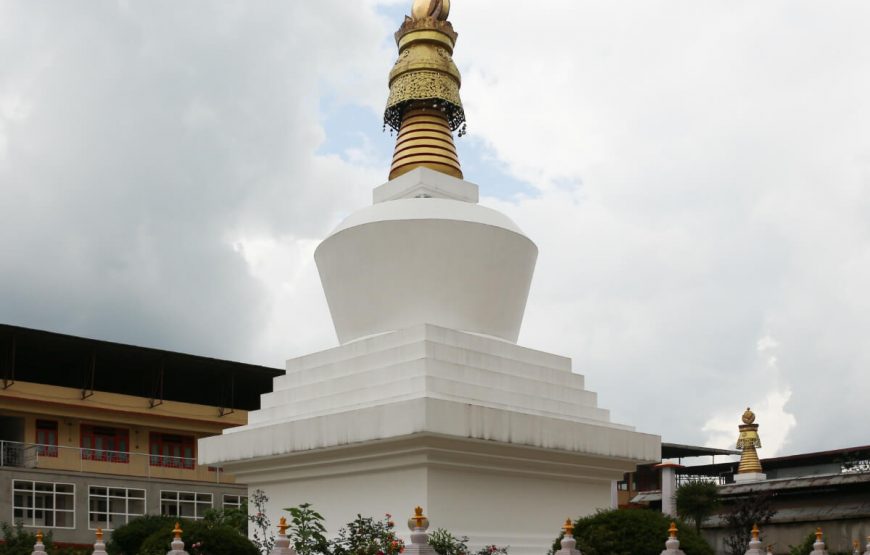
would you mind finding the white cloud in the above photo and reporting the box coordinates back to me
[2,0,868,457]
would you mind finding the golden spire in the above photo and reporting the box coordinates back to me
[36,530,43,543]
[384,0,465,180]
[278,517,289,536]
[562,519,574,536]
[96,528,104,542]
[668,522,678,539]
[751,524,760,540]
[815,528,823,542]
[736,407,763,474]
[173,522,183,540]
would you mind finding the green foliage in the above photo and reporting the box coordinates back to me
[675,481,721,532]
[788,532,816,555]
[285,503,330,555]
[202,507,247,536]
[331,514,403,555]
[430,528,470,555]
[106,514,174,555]
[722,491,776,555]
[549,509,714,555]
[138,519,258,555]
[0,522,52,555]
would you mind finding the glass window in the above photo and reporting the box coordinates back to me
[149,433,195,469]
[160,490,212,520]
[222,494,246,510]
[88,486,146,531]
[12,480,75,529]
[80,425,129,463]
[36,420,59,457]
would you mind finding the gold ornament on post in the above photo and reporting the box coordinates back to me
[384,0,466,180]
[408,506,430,531]
[736,407,763,474]
[562,519,574,536]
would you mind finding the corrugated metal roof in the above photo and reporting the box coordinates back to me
[718,471,870,494]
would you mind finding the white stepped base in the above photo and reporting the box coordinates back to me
[198,324,659,555]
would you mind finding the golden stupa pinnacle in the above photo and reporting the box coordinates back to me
[736,407,763,474]
[384,0,465,180]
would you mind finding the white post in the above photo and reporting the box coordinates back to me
[744,524,764,555]
[660,522,686,555]
[660,465,677,517]
[811,528,829,555]
[30,530,47,555]
[270,517,298,555]
[93,529,108,555]
[167,522,190,555]
[556,520,582,555]
[610,480,618,509]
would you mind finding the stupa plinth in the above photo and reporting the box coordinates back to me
[199,2,658,552]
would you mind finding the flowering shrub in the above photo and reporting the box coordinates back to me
[331,513,404,555]
[428,527,509,555]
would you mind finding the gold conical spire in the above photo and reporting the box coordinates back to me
[736,407,763,474]
[384,0,465,180]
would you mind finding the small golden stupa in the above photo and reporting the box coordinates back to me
[384,0,465,180]
[736,407,763,474]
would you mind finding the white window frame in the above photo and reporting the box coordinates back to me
[222,494,247,510]
[12,480,76,529]
[87,485,147,531]
[159,490,212,520]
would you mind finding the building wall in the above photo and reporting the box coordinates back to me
[0,467,246,545]
[0,380,251,545]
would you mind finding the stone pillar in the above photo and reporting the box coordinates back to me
[271,517,298,555]
[810,528,829,555]
[555,520,581,555]
[660,522,686,555]
[167,522,189,555]
[610,480,618,509]
[743,524,764,555]
[93,529,108,555]
[657,464,681,517]
[30,530,47,555]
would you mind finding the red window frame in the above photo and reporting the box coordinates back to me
[80,425,129,463]
[149,433,195,470]
[35,420,59,457]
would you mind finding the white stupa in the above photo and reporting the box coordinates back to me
[199,2,659,552]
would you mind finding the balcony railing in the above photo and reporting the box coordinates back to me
[0,440,225,483]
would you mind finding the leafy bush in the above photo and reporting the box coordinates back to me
[286,503,330,555]
[331,514,403,555]
[138,519,258,555]
[106,514,175,555]
[1,522,52,555]
[550,509,714,555]
[429,528,509,555]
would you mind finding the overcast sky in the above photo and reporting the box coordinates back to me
[2,0,869,457]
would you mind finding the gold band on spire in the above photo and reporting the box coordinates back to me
[384,0,465,180]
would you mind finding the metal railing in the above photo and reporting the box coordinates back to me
[0,440,225,483]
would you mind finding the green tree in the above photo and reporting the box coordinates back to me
[550,509,714,555]
[138,519,258,555]
[105,514,174,555]
[675,481,721,533]
[722,491,776,555]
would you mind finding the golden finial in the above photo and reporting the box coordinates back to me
[815,528,823,542]
[752,524,760,540]
[278,516,289,535]
[742,407,756,424]
[96,528,104,542]
[668,522,678,539]
[413,506,425,527]
[412,0,451,21]
[562,519,574,536]
[36,530,43,543]
[173,522,183,540]
[384,0,466,180]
